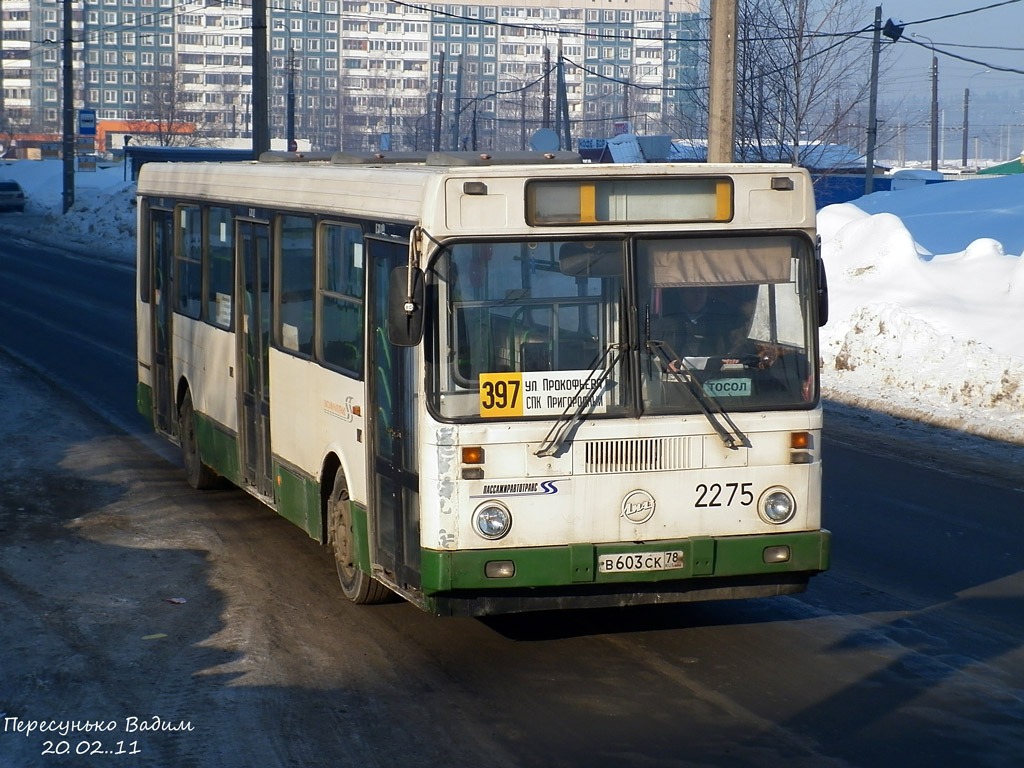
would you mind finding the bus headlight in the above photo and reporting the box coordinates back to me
[473,502,512,540]
[759,487,796,525]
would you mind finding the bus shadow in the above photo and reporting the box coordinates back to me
[479,595,809,641]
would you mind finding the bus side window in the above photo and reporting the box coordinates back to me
[278,214,315,357]
[319,222,365,378]
[205,206,234,329]
[175,204,203,319]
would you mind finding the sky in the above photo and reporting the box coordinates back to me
[1,157,1023,447]
[881,0,1023,96]
[833,0,1024,165]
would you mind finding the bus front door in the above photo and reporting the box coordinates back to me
[237,220,274,499]
[149,208,175,438]
[367,237,421,592]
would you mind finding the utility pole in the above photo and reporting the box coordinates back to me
[520,90,527,150]
[914,34,940,171]
[286,46,296,152]
[961,88,969,168]
[542,47,551,129]
[432,50,444,152]
[61,0,75,213]
[451,52,464,150]
[251,0,270,157]
[962,71,989,168]
[864,7,882,195]
[930,54,939,171]
[621,65,630,128]
[706,0,737,163]
[556,39,571,150]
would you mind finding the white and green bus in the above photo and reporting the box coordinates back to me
[136,151,830,616]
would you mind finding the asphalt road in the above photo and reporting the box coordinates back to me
[1,233,1022,768]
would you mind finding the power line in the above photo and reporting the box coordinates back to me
[903,37,1024,76]
[903,0,1021,26]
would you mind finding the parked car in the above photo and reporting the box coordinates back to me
[0,180,26,213]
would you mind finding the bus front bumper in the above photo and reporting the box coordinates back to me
[419,529,830,617]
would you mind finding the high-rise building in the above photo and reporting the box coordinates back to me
[0,0,701,154]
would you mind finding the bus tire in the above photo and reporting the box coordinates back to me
[328,467,392,605]
[179,389,219,490]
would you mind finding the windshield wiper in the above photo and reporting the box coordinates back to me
[646,340,750,450]
[534,343,624,458]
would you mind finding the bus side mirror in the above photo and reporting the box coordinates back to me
[816,255,829,327]
[388,266,425,346]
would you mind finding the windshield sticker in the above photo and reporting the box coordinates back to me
[480,370,610,418]
[702,377,753,397]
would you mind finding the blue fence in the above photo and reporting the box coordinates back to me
[811,174,893,208]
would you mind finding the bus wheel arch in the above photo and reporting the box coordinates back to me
[326,465,392,605]
[178,384,219,490]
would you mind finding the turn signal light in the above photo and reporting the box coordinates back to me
[462,446,485,464]
[790,431,811,449]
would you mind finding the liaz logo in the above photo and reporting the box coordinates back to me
[473,480,562,498]
[621,489,656,524]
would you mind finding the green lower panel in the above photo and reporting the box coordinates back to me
[137,382,154,425]
[273,461,322,540]
[420,530,830,594]
[349,502,372,574]
[194,413,241,485]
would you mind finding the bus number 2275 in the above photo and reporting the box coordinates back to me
[695,482,754,507]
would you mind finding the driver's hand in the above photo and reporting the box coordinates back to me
[754,343,782,369]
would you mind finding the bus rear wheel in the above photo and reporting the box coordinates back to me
[328,468,392,605]
[179,389,219,490]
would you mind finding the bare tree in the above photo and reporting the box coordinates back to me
[738,0,870,164]
[0,114,16,159]
[683,0,875,167]
[124,67,216,147]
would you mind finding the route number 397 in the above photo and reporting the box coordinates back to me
[695,482,754,507]
[479,373,524,417]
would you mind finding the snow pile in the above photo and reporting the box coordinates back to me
[0,159,136,259]
[817,188,1024,444]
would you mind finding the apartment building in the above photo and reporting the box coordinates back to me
[0,0,701,153]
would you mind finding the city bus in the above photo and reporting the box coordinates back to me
[135,150,830,617]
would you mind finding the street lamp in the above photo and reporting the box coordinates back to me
[962,69,990,168]
[912,33,939,171]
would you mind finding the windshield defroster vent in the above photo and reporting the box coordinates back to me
[582,437,689,474]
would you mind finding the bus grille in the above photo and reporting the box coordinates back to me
[583,437,688,474]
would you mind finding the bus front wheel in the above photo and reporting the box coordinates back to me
[328,468,392,605]
[179,389,219,490]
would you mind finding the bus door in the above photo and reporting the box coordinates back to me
[149,208,176,438]
[237,220,274,499]
[366,237,421,591]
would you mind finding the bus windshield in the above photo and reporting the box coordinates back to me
[428,233,816,421]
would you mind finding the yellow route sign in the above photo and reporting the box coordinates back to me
[479,372,524,418]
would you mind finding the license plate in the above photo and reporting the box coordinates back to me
[597,550,685,574]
